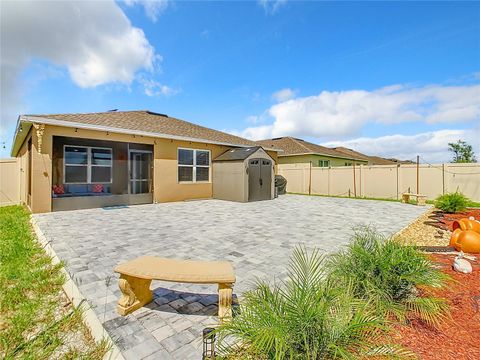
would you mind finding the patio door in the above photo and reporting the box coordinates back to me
[129,150,152,194]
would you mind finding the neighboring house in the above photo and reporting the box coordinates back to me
[10,110,279,213]
[256,137,368,167]
[332,147,414,165]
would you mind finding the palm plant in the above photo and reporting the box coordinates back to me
[216,247,412,359]
[329,227,449,326]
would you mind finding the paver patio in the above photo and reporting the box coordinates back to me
[33,194,428,359]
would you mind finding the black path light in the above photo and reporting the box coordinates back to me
[202,327,216,359]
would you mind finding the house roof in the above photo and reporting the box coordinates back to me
[11,110,269,156]
[256,137,365,161]
[331,147,370,161]
[332,147,411,165]
[214,146,267,161]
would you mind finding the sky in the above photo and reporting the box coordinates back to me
[1,0,479,162]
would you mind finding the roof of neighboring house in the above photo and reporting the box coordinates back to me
[256,137,366,161]
[214,146,267,161]
[12,110,271,156]
[333,147,412,165]
[331,147,370,161]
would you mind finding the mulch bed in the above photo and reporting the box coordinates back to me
[395,253,480,359]
[426,209,480,232]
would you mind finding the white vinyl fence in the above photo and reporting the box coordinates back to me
[277,163,480,202]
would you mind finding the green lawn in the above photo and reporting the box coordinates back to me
[0,205,108,359]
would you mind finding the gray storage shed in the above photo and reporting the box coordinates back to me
[213,146,275,202]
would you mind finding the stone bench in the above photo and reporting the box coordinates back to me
[401,193,427,206]
[114,256,236,319]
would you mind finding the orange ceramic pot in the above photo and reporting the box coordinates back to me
[452,218,480,233]
[450,229,480,253]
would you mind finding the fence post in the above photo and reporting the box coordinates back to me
[442,163,445,194]
[353,163,357,197]
[327,166,331,196]
[416,155,420,195]
[396,164,400,200]
[308,161,312,195]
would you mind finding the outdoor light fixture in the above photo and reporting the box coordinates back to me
[202,327,216,359]
[19,125,23,132]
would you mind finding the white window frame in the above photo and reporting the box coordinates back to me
[177,148,211,183]
[318,160,330,167]
[63,145,113,184]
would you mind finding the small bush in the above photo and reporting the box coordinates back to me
[216,247,412,359]
[434,192,470,213]
[329,227,449,326]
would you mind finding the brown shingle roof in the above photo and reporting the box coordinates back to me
[331,147,370,161]
[256,137,365,161]
[26,110,257,147]
[333,147,411,165]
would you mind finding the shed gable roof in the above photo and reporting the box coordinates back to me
[214,146,269,161]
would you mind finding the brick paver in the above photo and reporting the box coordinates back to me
[33,194,427,359]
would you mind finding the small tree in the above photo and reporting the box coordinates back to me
[448,140,477,163]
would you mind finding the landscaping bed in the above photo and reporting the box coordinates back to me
[0,205,108,359]
[395,253,480,360]
[398,208,480,247]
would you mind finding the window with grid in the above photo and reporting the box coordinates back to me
[318,160,330,167]
[64,146,112,184]
[178,148,210,182]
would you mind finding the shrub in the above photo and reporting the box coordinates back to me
[329,227,449,326]
[216,247,412,359]
[434,192,470,213]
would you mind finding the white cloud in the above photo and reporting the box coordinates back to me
[229,125,274,141]
[322,129,480,163]
[140,78,179,97]
[234,83,480,140]
[0,0,158,154]
[124,0,170,22]
[258,0,287,15]
[272,88,296,102]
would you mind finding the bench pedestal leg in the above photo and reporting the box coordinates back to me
[218,283,233,321]
[117,274,153,316]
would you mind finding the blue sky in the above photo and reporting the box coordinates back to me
[1,0,479,161]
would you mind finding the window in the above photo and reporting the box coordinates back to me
[345,162,352,166]
[64,146,112,184]
[318,160,330,167]
[178,148,210,182]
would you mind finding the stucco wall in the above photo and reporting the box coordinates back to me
[21,124,247,212]
[277,154,367,167]
[0,158,20,206]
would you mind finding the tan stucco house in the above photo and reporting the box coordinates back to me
[10,110,279,213]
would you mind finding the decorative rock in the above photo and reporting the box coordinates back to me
[453,252,473,274]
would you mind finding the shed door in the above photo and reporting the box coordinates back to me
[248,158,272,201]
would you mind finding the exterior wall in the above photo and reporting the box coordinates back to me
[212,161,247,202]
[17,129,33,207]
[278,154,367,167]
[0,158,20,206]
[20,124,241,212]
[278,163,480,201]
